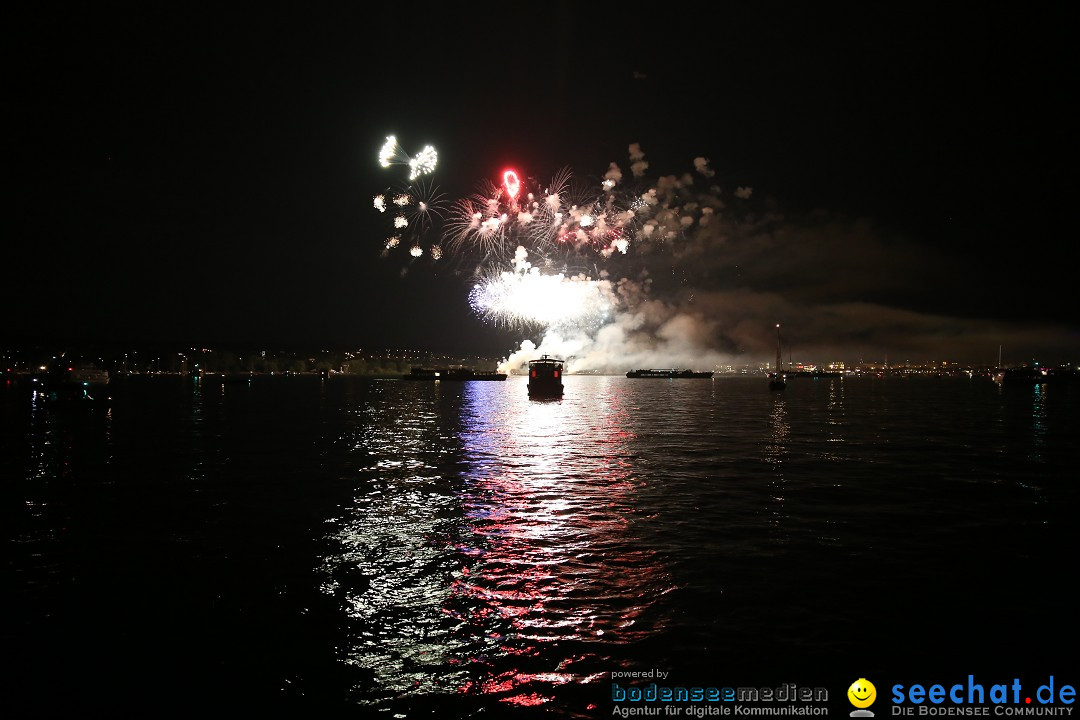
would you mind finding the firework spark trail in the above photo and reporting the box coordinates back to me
[378,135,407,167]
[377,134,438,178]
[443,165,647,268]
[377,180,449,254]
[399,179,448,237]
[434,144,727,271]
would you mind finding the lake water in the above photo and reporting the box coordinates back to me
[3,374,1077,716]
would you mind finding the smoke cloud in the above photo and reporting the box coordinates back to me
[493,146,1078,374]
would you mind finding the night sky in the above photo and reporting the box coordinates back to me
[8,4,1076,365]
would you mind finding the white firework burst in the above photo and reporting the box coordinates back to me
[408,145,438,180]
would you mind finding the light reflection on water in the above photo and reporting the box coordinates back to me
[1030,382,1047,463]
[764,394,789,536]
[448,379,671,708]
[319,381,464,698]
[321,377,673,711]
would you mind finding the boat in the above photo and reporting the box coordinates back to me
[626,369,714,378]
[768,324,787,390]
[786,370,842,379]
[40,363,110,402]
[995,366,1078,385]
[992,345,1005,383]
[527,355,564,398]
[402,367,507,381]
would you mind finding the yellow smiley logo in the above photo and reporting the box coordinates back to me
[848,678,877,708]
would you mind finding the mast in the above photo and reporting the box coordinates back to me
[775,324,783,374]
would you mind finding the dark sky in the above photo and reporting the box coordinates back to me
[7,4,1077,364]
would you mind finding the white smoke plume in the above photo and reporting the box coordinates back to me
[693,156,715,178]
[486,145,1078,373]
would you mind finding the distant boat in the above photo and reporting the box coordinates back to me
[527,355,564,398]
[768,324,787,390]
[626,369,714,378]
[992,345,1006,383]
[402,367,507,381]
[40,364,110,402]
[996,366,1078,385]
[786,370,842,379]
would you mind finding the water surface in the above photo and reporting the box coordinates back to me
[3,375,1076,715]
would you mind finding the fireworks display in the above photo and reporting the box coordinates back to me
[368,139,1019,376]
[502,170,521,200]
[442,165,645,267]
[377,135,438,178]
[368,137,752,373]
[438,146,727,277]
[377,135,405,168]
[408,145,438,181]
[372,134,448,258]
[468,247,614,332]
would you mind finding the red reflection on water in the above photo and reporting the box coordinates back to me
[448,381,671,705]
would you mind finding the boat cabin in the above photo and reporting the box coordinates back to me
[527,355,564,397]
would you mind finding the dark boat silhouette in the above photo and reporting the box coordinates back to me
[768,324,787,390]
[40,363,110,402]
[786,370,842,379]
[527,355,564,398]
[626,369,713,378]
[996,366,1078,385]
[403,367,507,381]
